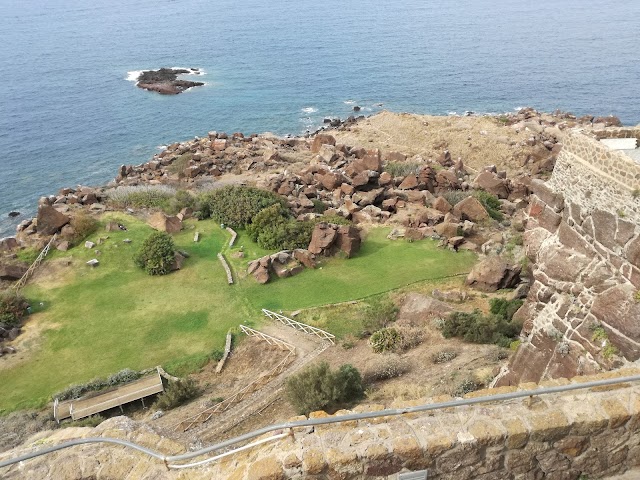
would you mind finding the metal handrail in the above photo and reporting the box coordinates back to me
[262,309,335,344]
[2,373,640,470]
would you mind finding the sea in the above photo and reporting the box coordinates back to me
[1,0,639,237]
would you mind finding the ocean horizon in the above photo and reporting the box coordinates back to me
[1,0,639,237]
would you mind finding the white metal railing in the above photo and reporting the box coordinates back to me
[13,234,57,291]
[262,309,335,344]
[239,325,296,352]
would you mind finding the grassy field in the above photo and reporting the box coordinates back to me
[0,214,475,413]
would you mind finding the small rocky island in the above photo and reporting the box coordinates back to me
[135,68,204,95]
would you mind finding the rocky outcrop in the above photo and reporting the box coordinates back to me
[147,213,182,234]
[308,223,361,258]
[36,205,70,235]
[135,68,204,95]
[465,256,521,292]
[0,264,27,281]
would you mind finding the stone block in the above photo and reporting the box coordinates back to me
[528,410,571,442]
[247,456,285,480]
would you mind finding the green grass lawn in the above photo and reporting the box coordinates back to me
[0,214,475,413]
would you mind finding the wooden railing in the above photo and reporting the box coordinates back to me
[262,309,335,344]
[13,234,57,291]
[173,326,297,432]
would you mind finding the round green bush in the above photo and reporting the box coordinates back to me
[133,231,176,276]
[369,327,401,353]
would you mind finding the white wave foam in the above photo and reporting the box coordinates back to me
[126,70,144,82]
[343,100,356,105]
[447,111,458,116]
[170,66,205,75]
[301,107,317,114]
[156,145,168,150]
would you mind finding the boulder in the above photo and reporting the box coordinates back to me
[320,172,344,190]
[435,222,460,238]
[148,212,182,234]
[398,175,419,190]
[335,225,361,257]
[308,223,338,254]
[56,241,71,251]
[473,171,509,199]
[254,265,270,284]
[0,264,27,281]
[36,205,70,235]
[311,134,336,153]
[378,171,393,186]
[432,196,452,213]
[293,249,316,268]
[170,252,186,271]
[452,197,490,222]
[0,237,19,252]
[465,256,521,292]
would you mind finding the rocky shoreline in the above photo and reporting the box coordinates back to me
[135,68,204,95]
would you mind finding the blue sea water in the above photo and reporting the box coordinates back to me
[1,0,639,237]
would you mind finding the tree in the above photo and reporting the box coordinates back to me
[285,362,363,415]
[133,231,175,275]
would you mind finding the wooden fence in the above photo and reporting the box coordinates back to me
[262,309,335,344]
[173,326,297,432]
[13,234,57,291]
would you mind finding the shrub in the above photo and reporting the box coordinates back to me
[286,362,363,415]
[0,291,28,329]
[364,354,410,382]
[453,378,481,397]
[247,204,315,250]
[210,349,225,362]
[489,298,523,321]
[196,185,283,228]
[312,199,327,214]
[361,297,399,334]
[167,190,196,214]
[133,231,176,276]
[397,326,425,351]
[473,190,504,221]
[442,190,470,207]
[70,212,99,243]
[369,327,402,353]
[432,350,458,364]
[168,153,192,176]
[155,378,201,410]
[441,309,520,348]
[107,185,175,209]
[384,162,421,177]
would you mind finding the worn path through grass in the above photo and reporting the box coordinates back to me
[0,215,475,413]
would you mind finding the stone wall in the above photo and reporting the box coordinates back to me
[495,129,640,386]
[2,369,639,479]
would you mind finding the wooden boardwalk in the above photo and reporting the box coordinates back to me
[54,372,164,422]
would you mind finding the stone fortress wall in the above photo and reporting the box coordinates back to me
[495,128,640,387]
[2,369,639,480]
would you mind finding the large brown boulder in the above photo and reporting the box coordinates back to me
[147,212,182,233]
[452,197,489,222]
[293,249,316,268]
[311,134,336,153]
[473,171,509,199]
[36,205,70,235]
[308,223,338,255]
[465,256,521,292]
[0,237,19,252]
[0,264,28,281]
[320,172,344,190]
[335,225,361,258]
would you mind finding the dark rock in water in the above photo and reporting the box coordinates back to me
[8,211,20,218]
[135,68,204,95]
[353,106,361,112]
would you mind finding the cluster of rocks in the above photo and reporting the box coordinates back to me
[135,68,204,95]
[248,249,315,284]
[247,222,362,284]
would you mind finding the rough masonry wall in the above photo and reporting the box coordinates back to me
[495,129,640,386]
[2,369,640,480]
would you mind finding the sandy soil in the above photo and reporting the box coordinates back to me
[333,111,539,175]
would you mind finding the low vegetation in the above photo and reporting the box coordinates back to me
[246,204,314,250]
[195,185,283,227]
[154,378,201,410]
[441,298,523,348]
[107,185,175,209]
[69,212,99,244]
[286,362,363,415]
[133,231,176,275]
[0,290,28,329]
[384,161,421,177]
[473,190,504,221]
[363,354,409,382]
[369,327,402,353]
